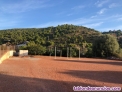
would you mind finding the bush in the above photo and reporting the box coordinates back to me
[113,48,122,59]
[27,45,46,55]
[93,34,119,57]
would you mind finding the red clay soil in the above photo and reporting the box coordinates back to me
[0,56,122,92]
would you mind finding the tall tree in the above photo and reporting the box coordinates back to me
[93,34,119,57]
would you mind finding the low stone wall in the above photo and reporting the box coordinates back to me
[0,50,14,64]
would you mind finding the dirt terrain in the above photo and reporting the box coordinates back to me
[0,56,122,92]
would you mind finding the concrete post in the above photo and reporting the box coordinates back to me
[55,46,56,59]
[79,47,80,60]
[67,47,69,59]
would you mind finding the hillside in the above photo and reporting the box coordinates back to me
[0,24,101,45]
[0,24,121,58]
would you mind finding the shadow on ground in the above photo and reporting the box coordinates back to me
[54,59,122,66]
[58,70,122,84]
[0,73,99,92]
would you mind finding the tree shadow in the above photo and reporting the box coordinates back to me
[54,59,122,66]
[0,73,99,92]
[59,70,122,84]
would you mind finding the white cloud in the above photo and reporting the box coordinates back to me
[56,11,66,16]
[99,25,122,32]
[0,19,20,29]
[67,13,73,16]
[98,8,107,14]
[90,14,122,22]
[0,0,51,13]
[32,21,69,28]
[0,14,22,29]
[109,3,118,8]
[91,15,97,18]
[33,17,103,28]
[33,13,122,31]
[119,18,122,20]
[109,14,122,18]
[72,5,85,10]
[84,22,103,28]
[108,14,122,22]
[95,0,109,7]
[117,18,122,21]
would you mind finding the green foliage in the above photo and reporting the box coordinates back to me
[25,42,46,55]
[113,48,122,58]
[0,41,2,45]
[69,47,77,57]
[85,43,93,57]
[19,45,27,50]
[103,30,122,48]
[0,24,100,46]
[0,24,122,58]
[93,34,119,57]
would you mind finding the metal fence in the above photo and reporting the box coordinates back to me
[0,44,15,57]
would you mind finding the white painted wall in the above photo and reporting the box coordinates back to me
[0,50,14,64]
[9,50,14,57]
[19,50,28,56]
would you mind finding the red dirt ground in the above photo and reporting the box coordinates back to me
[0,56,122,92]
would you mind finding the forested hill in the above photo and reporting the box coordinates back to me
[0,24,101,45]
[0,24,122,58]
[103,30,122,48]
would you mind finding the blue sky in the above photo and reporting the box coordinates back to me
[0,0,122,32]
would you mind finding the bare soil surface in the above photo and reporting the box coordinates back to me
[0,56,122,92]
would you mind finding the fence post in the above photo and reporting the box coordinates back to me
[79,47,80,60]
[67,47,69,59]
[60,49,62,58]
[70,47,71,58]
[55,46,56,59]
